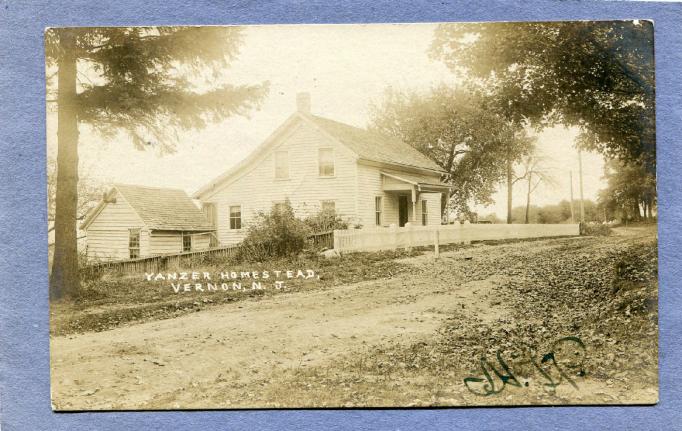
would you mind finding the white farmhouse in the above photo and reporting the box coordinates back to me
[194,93,450,246]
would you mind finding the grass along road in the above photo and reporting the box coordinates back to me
[50,227,658,409]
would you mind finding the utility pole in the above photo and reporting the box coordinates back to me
[569,170,575,223]
[506,156,513,224]
[578,150,585,223]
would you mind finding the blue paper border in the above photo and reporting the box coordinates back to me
[1,1,680,429]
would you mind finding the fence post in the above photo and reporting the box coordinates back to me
[405,222,413,251]
[333,230,340,250]
[389,224,397,250]
[434,229,440,259]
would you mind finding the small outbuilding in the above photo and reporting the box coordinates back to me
[81,184,216,262]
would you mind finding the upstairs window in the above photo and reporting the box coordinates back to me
[229,205,242,230]
[321,200,336,212]
[421,199,428,226]
[274,150,289,179]
[128,228,140,259]
[182,232,192,252]
[318,148,334,177]
[375,196,383,226]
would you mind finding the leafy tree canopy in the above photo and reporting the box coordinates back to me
[46,27,269,152]
[431,21,655,173]
[369,85,534,215]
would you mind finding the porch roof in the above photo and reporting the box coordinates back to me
[380,172,451,193]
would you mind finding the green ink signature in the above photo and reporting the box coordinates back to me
[463,336,587,396]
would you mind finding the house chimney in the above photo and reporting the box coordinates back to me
[296,92,311,114]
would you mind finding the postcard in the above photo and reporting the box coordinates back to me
[47,22,658,410]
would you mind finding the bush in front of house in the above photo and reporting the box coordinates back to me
[237,200,311,261]
[304,207,349,233]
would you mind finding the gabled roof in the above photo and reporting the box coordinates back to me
[81,184,214,231]
[308,115,444,173]
[193,111,445,199]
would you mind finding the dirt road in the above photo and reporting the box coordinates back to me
[50,231,656,410]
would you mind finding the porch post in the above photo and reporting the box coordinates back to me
[411,188,417,224]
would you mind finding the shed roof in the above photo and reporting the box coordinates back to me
[82,184,214,231]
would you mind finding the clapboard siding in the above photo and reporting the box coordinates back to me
[356,163,382,227]
[85,194,150,260]
[384,194,400,225]
[192,234,211,251]
[86,230,131,261]
[419,192,442,226]
[149,232,212,256]
[149,232,182,255]
[201,121,359,245]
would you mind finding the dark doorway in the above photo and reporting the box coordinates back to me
[398,195,409,227]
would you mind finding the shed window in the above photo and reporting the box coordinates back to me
[182,232,192,252]
[274,150,289,179]
[229,205,242,230]
[318,148,334,177]
[421,199,428,226]
[375,196,383,226]
[321,200,335,212]
[128,228,140,259]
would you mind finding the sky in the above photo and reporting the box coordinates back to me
[46,23,606,219]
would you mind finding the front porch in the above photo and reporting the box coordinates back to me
[379,171,450,227]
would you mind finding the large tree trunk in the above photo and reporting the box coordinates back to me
[647,197,654,220]
[506,156,512,224]
[631,200,641,222]
[525,173,532,224]
[49,30,80,300]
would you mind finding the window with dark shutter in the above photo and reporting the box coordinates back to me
[375,196,383,226]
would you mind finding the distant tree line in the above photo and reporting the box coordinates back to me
[481,200,602,225]
[481,196,656,225]
[598,159,656,223]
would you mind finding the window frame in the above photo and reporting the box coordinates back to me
[318,147,335,177]
[229,205,242,230]
[128,228,140,259]
[375,196,383,226]
[274,150,289,180]
[421,199,428,226]
[182,232,192,252]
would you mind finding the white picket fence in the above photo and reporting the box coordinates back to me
[333,223,580,253]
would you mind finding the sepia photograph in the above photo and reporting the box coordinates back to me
[46,22,658,410]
